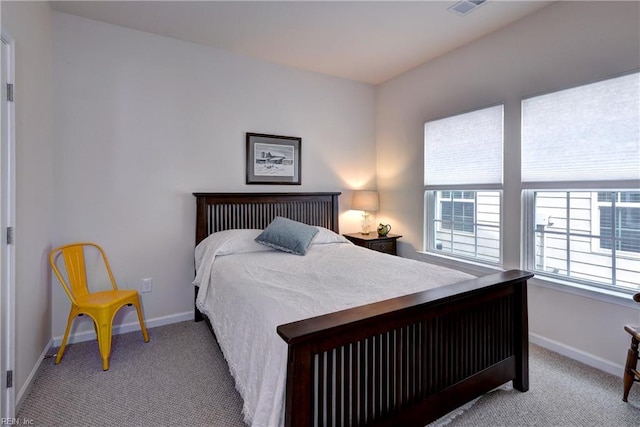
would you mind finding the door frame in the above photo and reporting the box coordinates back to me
[1,30,17,420]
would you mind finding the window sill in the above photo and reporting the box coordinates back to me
[415,251,637,309]
[415,251,503,278]
[528,275,638,309]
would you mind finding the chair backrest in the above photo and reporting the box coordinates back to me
[50,242,118,304]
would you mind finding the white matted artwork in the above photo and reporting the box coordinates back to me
[254,143,294,177]
[246,133,301,185]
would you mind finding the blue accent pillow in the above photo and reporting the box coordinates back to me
[255,217,319,255]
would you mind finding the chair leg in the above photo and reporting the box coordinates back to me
[133,298,150,343]
[55,311,75,365]
[623,337,639,402]
[95,313,114,371]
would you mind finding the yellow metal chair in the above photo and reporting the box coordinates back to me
[50,242,149,370]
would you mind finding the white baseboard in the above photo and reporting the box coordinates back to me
[16,338,53,413]
[529,332,624,378]
[52,311,193,347]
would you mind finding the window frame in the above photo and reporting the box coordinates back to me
[423,103,504,266]
[520,70,640,295]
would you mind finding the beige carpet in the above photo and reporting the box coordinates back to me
[17,321,640,426]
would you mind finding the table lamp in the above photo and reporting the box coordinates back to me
[352,190,379,235]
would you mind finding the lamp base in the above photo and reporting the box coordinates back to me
[360,212,372,235]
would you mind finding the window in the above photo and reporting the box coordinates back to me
[424,105,503,264]
[522,72,640,292]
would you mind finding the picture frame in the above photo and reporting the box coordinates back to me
[246,133,302,185]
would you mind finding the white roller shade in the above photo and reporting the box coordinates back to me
[522,72,640,189]
[424,105,503,189]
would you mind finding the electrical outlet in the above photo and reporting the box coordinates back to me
[141,278,153,293]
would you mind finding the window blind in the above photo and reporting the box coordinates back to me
[424,105,503,189]
[521,72,640,189]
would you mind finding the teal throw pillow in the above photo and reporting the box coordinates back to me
[255,217,319,255]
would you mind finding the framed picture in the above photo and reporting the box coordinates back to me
[246,133,301,185]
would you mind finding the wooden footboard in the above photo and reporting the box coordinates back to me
[277,269,532,427]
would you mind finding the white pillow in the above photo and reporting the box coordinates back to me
[312,227,352,245]
[195,229,271,271]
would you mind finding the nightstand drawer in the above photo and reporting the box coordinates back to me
[369,240,396,255]
[343,233,402,256]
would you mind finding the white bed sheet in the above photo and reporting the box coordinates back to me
[193,228,474,427]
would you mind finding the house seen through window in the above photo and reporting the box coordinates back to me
[431,190,501,263]
[598,192,640,253]
[532,191,640,290]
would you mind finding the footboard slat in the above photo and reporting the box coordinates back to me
[367,336,374,423]
[330,350,336,426]
[381,332,389,417]
[350,343,358,425]
[394,328,403,413]
[358,340,366,424]
[317,351,325,426]
[335,347,343,427]
[279,270,532,427]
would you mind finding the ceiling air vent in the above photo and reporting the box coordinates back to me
[447,0,487,16]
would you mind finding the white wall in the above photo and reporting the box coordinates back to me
[376,1,640,374]
[1,0,54,404]
[52,13,376,339]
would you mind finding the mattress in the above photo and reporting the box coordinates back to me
[193,227,474,427]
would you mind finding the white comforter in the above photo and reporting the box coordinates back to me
[193,228,474,427]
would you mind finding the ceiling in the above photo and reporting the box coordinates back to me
[50,1,553,85]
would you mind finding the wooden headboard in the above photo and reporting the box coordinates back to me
[193,192,341,245]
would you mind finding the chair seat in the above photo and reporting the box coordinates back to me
[625,325,640,341]
[76,289,139,308]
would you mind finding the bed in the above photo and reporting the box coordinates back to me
[193,192,533,427]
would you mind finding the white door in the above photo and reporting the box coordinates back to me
[0,31,16,420]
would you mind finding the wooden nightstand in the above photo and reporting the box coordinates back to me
[343,233,402,256]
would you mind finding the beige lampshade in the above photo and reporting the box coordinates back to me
[352,190,379,212]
